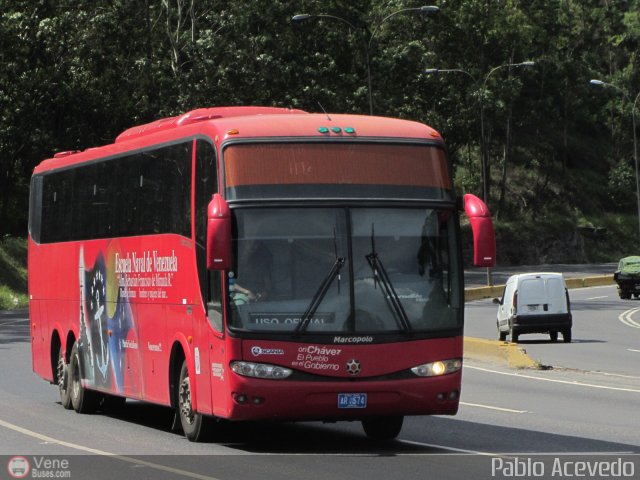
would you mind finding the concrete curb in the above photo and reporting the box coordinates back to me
[464,337,541,369]
[465,286,504,302]
[464,274,614,302]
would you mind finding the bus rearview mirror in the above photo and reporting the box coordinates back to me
[207,193,232,270]
[463,194,496,268]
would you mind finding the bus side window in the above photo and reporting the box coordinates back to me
[208,272,223,333]
[194,139,221,331]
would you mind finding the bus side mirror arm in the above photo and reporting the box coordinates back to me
[207,193,232,270]
[462,194,496,268]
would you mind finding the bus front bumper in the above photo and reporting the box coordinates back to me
[221,371,462,421]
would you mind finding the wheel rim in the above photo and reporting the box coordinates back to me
[179,377,194,425]
[57,354,67,396]
[71,353,81,398]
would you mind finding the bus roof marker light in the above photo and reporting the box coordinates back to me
[318,127,330,134]
[331,126,342,134]
[227,129,240,136]
[345,127,356,134]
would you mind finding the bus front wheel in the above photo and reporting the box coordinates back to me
[177,360,208,442]
[362,416,404,441]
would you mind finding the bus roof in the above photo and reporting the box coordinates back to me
[34,107,443,174]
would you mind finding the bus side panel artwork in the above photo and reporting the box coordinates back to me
[78,244,140,395]
[72,236,196,400]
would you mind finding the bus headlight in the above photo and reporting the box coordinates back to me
[411,359,462,377]
[230,361,293,380]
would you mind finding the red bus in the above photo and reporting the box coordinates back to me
[28,107,495,441]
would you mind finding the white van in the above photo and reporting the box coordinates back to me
[493,273,572,343]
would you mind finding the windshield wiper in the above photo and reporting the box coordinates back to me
[295,256,345,335]
[365,224,412,334]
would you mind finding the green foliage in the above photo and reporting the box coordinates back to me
[0,236,28,309]
[1,0,639,264]
[608,160,636,210]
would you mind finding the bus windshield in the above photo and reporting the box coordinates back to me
[227,207,461,335]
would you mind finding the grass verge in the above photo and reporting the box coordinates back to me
[0,236,28,310]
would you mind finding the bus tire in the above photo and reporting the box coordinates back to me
[362,416,403,441]
[57,345,73,410]
[69,342,99,414]
[177,360,208,442]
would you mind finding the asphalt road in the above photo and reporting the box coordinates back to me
[1,301,639,480]
[465,284,640,376]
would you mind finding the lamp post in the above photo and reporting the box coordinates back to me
[425,62,535,286]
[479,61,535,204]
[590,79,640,239]
[425,61,535,204]
[424,68,477,168]
[292,6,439,115]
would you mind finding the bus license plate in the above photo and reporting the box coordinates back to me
[338,393,367,409]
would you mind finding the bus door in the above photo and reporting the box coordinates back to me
[202,271,225,416]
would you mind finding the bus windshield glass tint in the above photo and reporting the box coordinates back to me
[227,208,461,335]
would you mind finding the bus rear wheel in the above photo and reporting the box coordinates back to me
[57,345,73,410]
[69,342,99,414]
[362,416,404,441]
[177,360,208,442]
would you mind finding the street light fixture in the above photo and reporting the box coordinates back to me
[425,61,535,286]
[590,79,640,239]
[479,61,535,204]
[424,61,535,203]
[424,68,476,82]
[292,6,440,115]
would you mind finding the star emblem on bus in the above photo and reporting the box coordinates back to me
[346,359,361,376]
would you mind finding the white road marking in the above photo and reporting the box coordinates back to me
[466,365,640,394]
[0,319,28,326]
[398,439,497,456]
[0,418,222,480]
[628,349,640,353]
[599,370,640,380]
[618,308,640,329]
[0,415,501,458]
[585,295,608,300]
[460,402,528,414]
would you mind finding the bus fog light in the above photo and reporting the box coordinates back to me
[230,361,292,380]
[232,392,248,404]
[411,358,462,377]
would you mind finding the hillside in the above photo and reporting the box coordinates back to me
[0,237,28,310]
